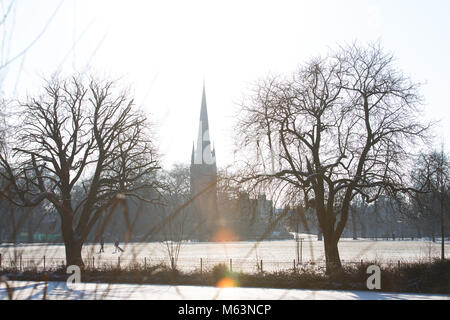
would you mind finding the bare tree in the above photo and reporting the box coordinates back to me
[410,149,449,258]
[158,164,192,270]
[0,75,160,266]
[235,43,431,273]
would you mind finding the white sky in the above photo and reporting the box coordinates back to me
[1,0,449,170]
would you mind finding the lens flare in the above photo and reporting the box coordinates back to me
[216,277,237,288]
[212,228,238,242]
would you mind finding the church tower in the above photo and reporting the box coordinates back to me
[190,83,218,241]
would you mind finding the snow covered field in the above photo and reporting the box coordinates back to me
[1,280,449,300]
[1,239,448,272]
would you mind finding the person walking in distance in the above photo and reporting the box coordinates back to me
[99,237,105,253]
[114,239,124,253]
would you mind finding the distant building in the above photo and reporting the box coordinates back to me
[238,193,273,222]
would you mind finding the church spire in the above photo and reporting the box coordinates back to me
[200,81,209,134]
[194,82,214,165]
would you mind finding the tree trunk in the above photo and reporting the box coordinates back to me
[27,218,34,243]
[65,241,84,267]
[441,194,445,260]
[61,216,84,267]
[416,225,421,239]
[360,222,367,238]
[351,208,358,240]
[323,235,342,274]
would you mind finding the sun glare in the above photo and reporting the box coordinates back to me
[212,229,239,242]
[216,277,237,288]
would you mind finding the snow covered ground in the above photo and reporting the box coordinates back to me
[1,239,448,272]
[1,280,449,300]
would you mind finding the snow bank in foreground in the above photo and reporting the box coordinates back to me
[1,281,449,300]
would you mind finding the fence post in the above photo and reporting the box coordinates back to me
[300,238,303,265]
[144,257,147,269]
[92,256,95,268]
[118,256,120,269]
[20,255,22,271]
[230,258,232,272]
[43,256,46,272]
[0,253,2,268]
[398,260,400,269]
[171,257,175,270]
[293,259,296,272]
[260,259,263,273]
[200,258,203,275]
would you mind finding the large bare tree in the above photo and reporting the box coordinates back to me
[0,75,160,266]
[235,43,431,273]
